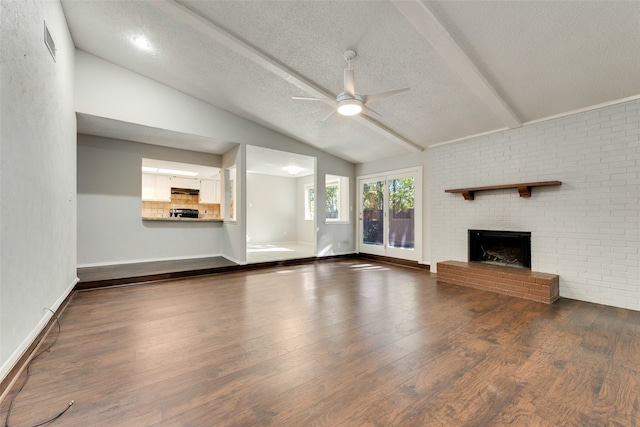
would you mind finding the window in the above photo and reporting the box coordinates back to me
[389,177,415,219]
[304,184,315,220]
[325,174,349,223]
[388,177,415,249]
[325,183,339,219]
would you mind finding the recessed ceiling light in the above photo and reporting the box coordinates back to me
[285,165,303,176]
[157,168,199,177]
[132,35,152,51]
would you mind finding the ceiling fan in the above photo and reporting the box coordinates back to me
[292,49,410,121]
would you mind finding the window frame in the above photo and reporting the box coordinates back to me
[325,174,350,224]
[304,183,315,221]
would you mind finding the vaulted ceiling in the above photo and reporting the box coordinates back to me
[63,0,640,164]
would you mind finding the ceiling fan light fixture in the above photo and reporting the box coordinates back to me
[337,98,363,116]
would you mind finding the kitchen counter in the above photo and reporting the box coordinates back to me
[142,217,223,222]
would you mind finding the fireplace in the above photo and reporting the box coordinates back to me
[469,230,531,269]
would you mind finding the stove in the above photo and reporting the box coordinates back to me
[171,208,199,218]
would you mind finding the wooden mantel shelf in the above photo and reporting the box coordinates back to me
[445,181,561,200]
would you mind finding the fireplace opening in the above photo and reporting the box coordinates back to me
[469,230,531,269]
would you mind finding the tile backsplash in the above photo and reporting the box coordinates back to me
[142,194,220,219]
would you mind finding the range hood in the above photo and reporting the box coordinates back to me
[171,187,200,195]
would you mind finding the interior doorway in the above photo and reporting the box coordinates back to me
[245,146,316,263]
[358,167,422,262]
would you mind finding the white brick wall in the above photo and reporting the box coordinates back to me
[429,99,640,310]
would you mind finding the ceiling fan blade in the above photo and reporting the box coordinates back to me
[292,96,325,101]
[322,109,337,122]
[344,69,356,97]
[362,105,382,120]
[363,87,410,105]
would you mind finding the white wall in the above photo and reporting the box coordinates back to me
[429,99,640,310]
[0,1,77,380]
[221,145,246,264]
[247,173,297,243]
[77,135,224,265]
[296,174,315,245]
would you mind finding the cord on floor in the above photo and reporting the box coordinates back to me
[3,308,74,427]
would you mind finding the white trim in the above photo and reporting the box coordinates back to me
[428,127,510,149]
[304,182,315,221]
[428,94,640,149]
[522,93,640,126]
[356,166,423,262]
[248,241,314,246]
[77,253,226,268]
[325,174,350,223]
[0,277,78,386]
[223,255,246,265]
[317,250,357,257]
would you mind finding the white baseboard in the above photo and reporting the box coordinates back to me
[318,250,356,257]
[77,253,226,268]
[247,241,314,246]
[0,277,78,393]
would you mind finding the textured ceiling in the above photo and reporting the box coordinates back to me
[62,0,640,165]
[246,146,315,178]
[428,1,640,121]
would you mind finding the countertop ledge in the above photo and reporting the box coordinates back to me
[142,217,223,222]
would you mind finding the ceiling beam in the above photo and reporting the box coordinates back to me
[393,0,521,129]
[152,1,334,102]
[152,1,422,153]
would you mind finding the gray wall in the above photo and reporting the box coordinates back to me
[76,52,357,261]
[77,135,224,265]
[1,1,77,378]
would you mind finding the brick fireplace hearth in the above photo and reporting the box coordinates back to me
[436,261,559,304]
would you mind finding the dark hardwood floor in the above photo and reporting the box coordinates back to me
[3,259,640,426]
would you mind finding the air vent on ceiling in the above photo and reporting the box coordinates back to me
[44,21,56,62]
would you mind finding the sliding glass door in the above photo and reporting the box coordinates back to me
[360,177,386,256]
[358,168,422,261]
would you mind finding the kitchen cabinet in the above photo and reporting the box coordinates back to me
[155,175,171,201]
[171,176,200,190]
[199,179,221,203]
[142,173,171,201]
[142,173,155,200]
